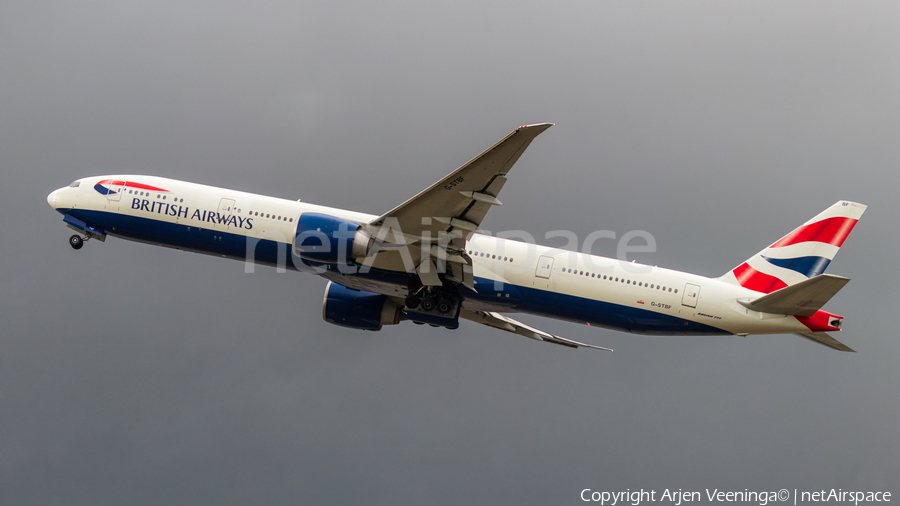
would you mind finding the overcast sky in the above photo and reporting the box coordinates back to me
[2,1,898,504]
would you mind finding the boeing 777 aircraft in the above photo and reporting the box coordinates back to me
[47,124,866,351]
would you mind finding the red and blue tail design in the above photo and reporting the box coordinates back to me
[720,201,867,293]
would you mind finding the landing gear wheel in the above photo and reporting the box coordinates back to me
[420,297,435,312]
[405,294,421,309]
[437,298,452,314]
[69,235,84,250]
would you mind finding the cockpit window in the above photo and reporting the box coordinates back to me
[68,181,80,188]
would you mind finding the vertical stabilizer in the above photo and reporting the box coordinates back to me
[720,201,866,293]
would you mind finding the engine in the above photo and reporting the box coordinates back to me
[293,212,372,264]
[321,281,403,331]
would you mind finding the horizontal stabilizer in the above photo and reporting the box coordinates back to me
[796,332,855,352]
[460,310,611,351]
[739,274,849,317]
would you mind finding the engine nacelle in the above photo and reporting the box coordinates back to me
[293,212,372,264]
[322,281,403,331]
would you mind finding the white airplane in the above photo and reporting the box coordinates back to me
[47,124,867,351]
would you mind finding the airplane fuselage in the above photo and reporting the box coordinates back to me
[48,175,827,339]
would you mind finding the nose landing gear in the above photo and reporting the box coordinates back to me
[61,214,106,249]
[69,234,86,250]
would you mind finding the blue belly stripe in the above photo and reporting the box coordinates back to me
[461,281,724,335]
[59,208,726,336]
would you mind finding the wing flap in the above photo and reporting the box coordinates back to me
[739,274,850,317]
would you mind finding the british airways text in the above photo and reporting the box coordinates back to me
[131,198,254,229]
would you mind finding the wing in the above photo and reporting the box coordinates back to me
[361,123,553,286]
[369,123,552,236]
[460,309,613,351]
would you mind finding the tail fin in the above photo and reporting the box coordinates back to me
[720,201,867,293]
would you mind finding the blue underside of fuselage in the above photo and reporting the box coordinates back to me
[60,208,727,335]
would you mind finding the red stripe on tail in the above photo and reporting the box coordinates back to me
[771,217,858,248]
[732,263,788,294]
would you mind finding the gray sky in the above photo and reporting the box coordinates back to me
[2,1,898,504]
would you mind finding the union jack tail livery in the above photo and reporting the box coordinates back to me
[721,201,867,294]
[716,201,866,352]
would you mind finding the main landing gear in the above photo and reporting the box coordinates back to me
[68,234,86,250]
[403,276,461,329]
[405,289,454,315]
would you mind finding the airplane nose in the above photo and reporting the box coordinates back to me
[47,190,58,209]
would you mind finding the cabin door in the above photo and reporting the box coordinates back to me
[535,255,554,279]
[682,283,700,308]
